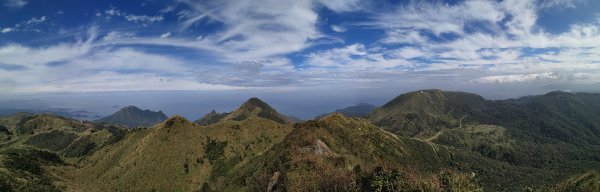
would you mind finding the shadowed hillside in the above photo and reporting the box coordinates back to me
[194,110,230,125]
[315,103,375,120]
[97,106,167,128]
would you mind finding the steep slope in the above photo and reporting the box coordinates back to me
[222,97,294,124]
[369,89,486,136]
[0,114,127,191]
[555,171,600,191]
[213,113,484,191]
[0,114,126,157]
[370,89,600,145]
[369,90,600,190]
[73,98,293,191]
[193,110,229,125]
[315,103,375,119]
[97,106,167,128]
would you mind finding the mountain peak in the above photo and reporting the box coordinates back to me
[223,97,292,124]
[122,105,141,110]
[544,90,573,97]
[194,110,229,126]
[97,106,168,128]
[161,115,193,128]
[381,89,484,109]
[319,112,346,121]
[239,97,273,111]
[370,89,487,136]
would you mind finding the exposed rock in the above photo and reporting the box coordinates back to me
[267,171,280,192]
[314,139,332,155]
[300,139,333,156]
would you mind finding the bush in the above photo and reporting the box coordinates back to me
[1,147,63,175]
[62,136,97,157]
[204,137,227,164]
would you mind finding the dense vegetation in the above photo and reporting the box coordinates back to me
[370,89,600,191]
[0,92,599,191]
[0,147,63,192]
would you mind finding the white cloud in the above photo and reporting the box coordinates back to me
[3,0,27,9]
[472,72,558,83]
[305,44,406,71]
[372,1,505,37]
[0,43,245,94]
[160,32,171,39]
[363,0,600,71]
[1,16,48,33]
[24,16,47,25]
[175,0,362,61]
[1,28,13,33]
[104,8,163,24]
[5,71,245,93]
[124,14,164,23]
[316,0,361,12]
[104,8,121,16]
[3,0,600,93]
[0,26,250,94]
[539,0,580,9]
[330,25,346,32]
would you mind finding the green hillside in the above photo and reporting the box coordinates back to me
[70,98,294,191]
[0,113,127,191]
[369,89,486,136]
[1,92,600,191]
[369,89,600,190]
[211,113,484,191]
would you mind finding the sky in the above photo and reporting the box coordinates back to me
[1,0,600,119]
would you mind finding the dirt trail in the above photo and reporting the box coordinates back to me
[424,130,445,142]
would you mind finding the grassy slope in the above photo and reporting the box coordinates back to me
[369,89,485,137]
[72,115,292,191]
[216,113,467,191]
[555,171,600,191]
[0,113,127,191]
[369,90,600,191]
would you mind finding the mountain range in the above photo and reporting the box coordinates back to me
[314,103,375,120]
[1,90,600,191]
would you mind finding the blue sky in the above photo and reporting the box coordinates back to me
[1,0,600,119]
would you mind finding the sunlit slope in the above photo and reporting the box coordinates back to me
[212,113,478,191]
[0,113,127,191]
[74,98,293,191]
[369,89,486,137]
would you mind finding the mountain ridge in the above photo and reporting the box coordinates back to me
[221,97,294,124]
[315,103,375,120]
[1,91,600,191]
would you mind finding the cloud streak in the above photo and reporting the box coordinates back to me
[0,0,600,95]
